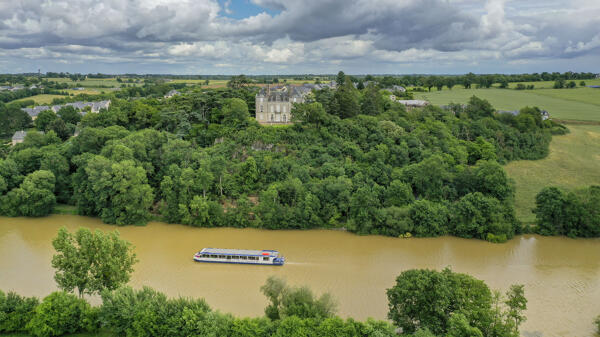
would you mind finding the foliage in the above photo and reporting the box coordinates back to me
[0,170,56,217]
[2,85,560,241]
[387,268,526,336]
[533,186,600,237]
[51,227,137,297]
[0,290,39,333]
[25,291,94,337]
[261,276,337,320]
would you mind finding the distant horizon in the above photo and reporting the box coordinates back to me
[3,71,598,77]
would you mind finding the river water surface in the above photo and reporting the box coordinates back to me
[1,215,599,336]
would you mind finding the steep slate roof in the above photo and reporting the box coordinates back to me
[22,106,51,118]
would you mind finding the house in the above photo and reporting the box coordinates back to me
[384,85,406,93]
[11,131,27,146]
[9,85,24,92]
[541,110,550,120]
[164,90,181,98]
[395,100,430,108]
[498,109,550,120]
[23,100,111,119]
[21,106,51,120]
[255,85,306,125]
[71,87,85,91]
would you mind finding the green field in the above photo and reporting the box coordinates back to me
[13,94,66,105]
[505,124,600,223]
[45,77,139,88]
[416,87,600,121]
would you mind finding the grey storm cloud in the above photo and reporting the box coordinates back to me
[0,0,598,73]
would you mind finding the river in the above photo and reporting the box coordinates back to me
[1,215,599,336]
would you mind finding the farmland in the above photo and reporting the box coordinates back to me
[416,79,600,223]
[13,94,66,105]
[505,124,600,223]
[416,86,600,121]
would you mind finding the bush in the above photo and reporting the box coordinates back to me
[26,291,93,337]
[595,315,600,335]
[0,290,39,333]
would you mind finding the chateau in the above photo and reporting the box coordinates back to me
[255,85,307,125]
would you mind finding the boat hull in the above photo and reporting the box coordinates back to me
[193,257,284,266]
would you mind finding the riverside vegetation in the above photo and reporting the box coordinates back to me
[0,227,531,337]
[3,72,598,242]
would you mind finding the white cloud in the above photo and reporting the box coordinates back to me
[0,0,598,73]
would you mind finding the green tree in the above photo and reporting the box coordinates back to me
[0,290,39,333]
[333,77,360,119]
[360,83,382,116]
[1,170,55,217]
[57,106,81,125]
[387,268,493,335]
[336,71,346,87]
[222,98,250,127]
[25,292,93,337]
[261,276,337,321]
[34,110,58,131]
[51,227,138,297]
[505,284,527,335]
[47,118,70,140]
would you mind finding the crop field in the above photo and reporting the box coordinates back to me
[505,124,600,223]
[13,94,66,105]
[65,88,103,95]
[45,77,140,88]
[416,87,600,121]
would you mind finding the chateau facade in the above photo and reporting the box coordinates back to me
[255,85,306,125]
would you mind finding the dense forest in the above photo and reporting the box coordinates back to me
[0,73,570,241]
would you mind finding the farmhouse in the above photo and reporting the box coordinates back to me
[22,106,51,120]
[22,100,111,119]
[255,85,306,125]
[164,90,181,98]
[394,99,430,108]
[11,131,27,146]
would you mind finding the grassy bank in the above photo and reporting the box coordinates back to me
[505,124,600,223]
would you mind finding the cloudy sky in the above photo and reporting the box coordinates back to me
[0,0,598,74]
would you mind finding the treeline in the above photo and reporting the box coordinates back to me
[0,269,526,337]
[0,78,563,242]
[533,186,600,237]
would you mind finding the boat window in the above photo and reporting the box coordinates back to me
[226,256,231,260]
[240,256,247,260]
[263,257,269,261]
[233,256,239,259]
[219,255,225,259]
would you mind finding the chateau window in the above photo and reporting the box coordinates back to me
[293,97,296,102]
[271,114,274,121]
[270,105,274,113]
[283,114,287,122]
[283,106,287,113]
[276,104,280,113]
[260,97,263,102]
[260,105,263,112]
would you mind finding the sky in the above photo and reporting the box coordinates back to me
[0,0,598,75]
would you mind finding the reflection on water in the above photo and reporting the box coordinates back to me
[1,215,599,337]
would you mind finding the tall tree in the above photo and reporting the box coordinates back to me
[51,227,137,297]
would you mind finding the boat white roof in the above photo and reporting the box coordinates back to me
[200,248,279,256]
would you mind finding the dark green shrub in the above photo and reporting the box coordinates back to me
[0,290,39,333]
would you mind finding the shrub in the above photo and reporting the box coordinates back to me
[0,290,39,333]
[26,291,92,337]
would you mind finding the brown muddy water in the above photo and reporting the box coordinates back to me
[1,215,599,336]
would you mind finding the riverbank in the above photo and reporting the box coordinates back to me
[2,214,600,336]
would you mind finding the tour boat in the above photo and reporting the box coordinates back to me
[193,248,285,266]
